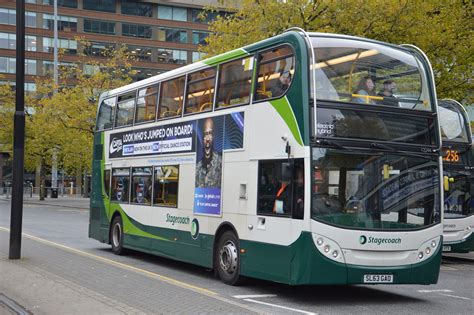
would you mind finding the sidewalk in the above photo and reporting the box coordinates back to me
[0,195,89,210]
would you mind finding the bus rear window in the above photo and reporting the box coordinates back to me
[96,97,115,131]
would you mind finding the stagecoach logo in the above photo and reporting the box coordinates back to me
[360,235,402,245]
[110,138,122,154]
[191,218,199,240]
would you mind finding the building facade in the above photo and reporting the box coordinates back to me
[0,0,226,92]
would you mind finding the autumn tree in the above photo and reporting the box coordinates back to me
[203,0,473,104]
[1,41,136,195]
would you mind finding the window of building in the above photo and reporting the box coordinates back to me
[1,33,37,52]
[131,68,161,82]
[191,9,223,24]
[185,68,216,114]
[157,28,188,44]
[84,64,100,76]
[157,49,187,65]
[97,97,115,130]
[122,23,152,39]
[131,167,152,205]
[158,5,187,21]
[84,19,116,35]
[158,76,185,119]
[192,52,206,63]
[0,9,36,27]
[153,166,179,207]
[43,0,78,8]
[216,56,253,108]
[257,159,304,219]
[135,85,158,124]
[111,168,130,203]
[0,58,36,75]
[121,0,152,17]
[83,0,116,13]
[83,42,115,56]
[115,91,136,127]
[42,61,74,75]
[127,46,152,62]
[43,14,77,32]
[43,38,78,54]
[255,45,295,101]
[192,31,208,45]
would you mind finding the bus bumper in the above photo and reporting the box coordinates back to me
[443,232,474,253]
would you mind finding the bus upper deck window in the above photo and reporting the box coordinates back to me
[158,76,185,119]
[135,85,159,124]
[96,97,116,131]
[115,91,136,128]
[184,67,216,115]
[255,45,295,101]
[216,57,253,108]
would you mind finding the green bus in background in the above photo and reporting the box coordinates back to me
[439,99,474,253]
[90,29,443,285]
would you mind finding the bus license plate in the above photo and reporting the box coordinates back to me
[442,246,451,252]
[363,274,393,283]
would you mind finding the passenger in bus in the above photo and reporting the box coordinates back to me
[195,117,222,188]
[270,70,292,98]
[353,76,376,104]
[377,80,400,107]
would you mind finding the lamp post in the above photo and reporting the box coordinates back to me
[9,0,26,260]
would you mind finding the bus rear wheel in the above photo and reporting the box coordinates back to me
[111,215,126,255]
[215,231,241,285]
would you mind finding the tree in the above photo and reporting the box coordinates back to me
[0,41,136,193]
[202,0,473,104]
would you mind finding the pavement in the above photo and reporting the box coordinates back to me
[0,195,89,210]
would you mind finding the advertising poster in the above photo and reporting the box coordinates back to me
[109,121,196,159]
[194,112,245,216]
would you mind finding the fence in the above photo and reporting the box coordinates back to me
[0,186,83,199]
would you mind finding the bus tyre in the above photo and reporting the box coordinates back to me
[216,231,241,285]
[111,216,126,255]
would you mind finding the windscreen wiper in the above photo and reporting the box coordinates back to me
[315,139,349,150]
[370,142,433,159]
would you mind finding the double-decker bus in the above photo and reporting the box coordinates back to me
[89,29,443,285]
[439,99,474,253]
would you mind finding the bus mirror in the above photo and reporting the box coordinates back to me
[281,162,292,182]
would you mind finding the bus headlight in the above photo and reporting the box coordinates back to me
[418,252,424,259]
[417,236,440,261]
[312,233,345,263]
[425,247,431,255]
[431,240,436,248]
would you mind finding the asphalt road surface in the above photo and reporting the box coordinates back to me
[1,199,473,314]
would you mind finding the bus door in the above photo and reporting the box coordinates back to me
[244,159,304,282]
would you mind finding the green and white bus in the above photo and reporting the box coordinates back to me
[89,29,443,285]
[439,99,474,253]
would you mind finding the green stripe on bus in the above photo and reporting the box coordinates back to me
[269,96,303,146]
[202,48,249,66]
[116,206,170,241]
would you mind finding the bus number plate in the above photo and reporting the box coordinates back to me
[363,274,393,283]
[442,246,451,252]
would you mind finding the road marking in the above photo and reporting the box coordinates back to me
[234,294,277,299]
[417,289,453,293]
[438,293,471,301]
[243,298,317,315]
[0,226,215,296]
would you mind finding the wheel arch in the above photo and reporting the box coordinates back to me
[108,210,122,244]
[212,221,239,269]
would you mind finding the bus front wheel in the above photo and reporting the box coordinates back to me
[215,231,241,285]
[110,215,126,255]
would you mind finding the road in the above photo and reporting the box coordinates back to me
[1,199,473,314]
